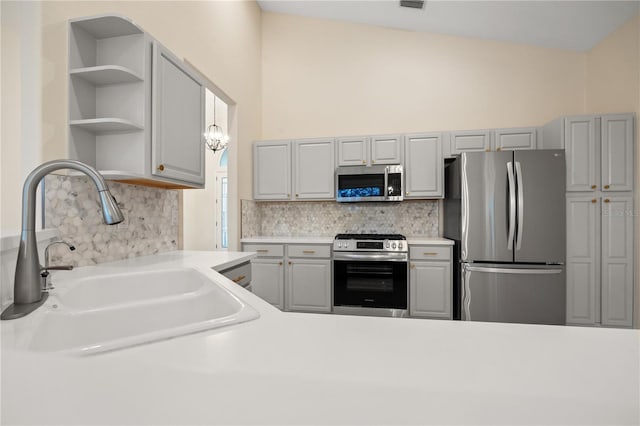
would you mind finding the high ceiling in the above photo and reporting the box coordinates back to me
[257,0,639,51]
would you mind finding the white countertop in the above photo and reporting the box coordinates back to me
[242,236,335,244]
[2,250,639,425]
[241,236,454,245]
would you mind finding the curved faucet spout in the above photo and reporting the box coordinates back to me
[1,159,124,320]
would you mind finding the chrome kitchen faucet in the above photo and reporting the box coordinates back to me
[1,160,124,320]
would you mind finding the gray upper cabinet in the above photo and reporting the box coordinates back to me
[565,116,599,192]
[336,136,368,166]
[494,127,537,151]
[544,114,634,192]
[336,135,402,166]
[449,130,492,155]
[293,138,335,200]
[254,138,335,201]
[370,134,403,165]
[601,114,634,192]
[404,133,443,198]
[253,141,292,200]
[67,14,206,188]
[151,42,205,185]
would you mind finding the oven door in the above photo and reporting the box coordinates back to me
[333,253,408,310]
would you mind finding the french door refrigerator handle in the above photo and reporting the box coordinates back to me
[515,161,524,250]
[506,162,516,250]
[465,265,562,274]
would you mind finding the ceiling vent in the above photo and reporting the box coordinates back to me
[400,0,424,9]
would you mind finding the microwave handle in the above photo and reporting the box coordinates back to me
[384,166,389,199]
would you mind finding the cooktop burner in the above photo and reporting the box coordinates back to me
[335,233,406,241]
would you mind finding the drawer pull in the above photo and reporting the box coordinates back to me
[604,185,610,190]
[410,264,415,269]
[591,185,597,189]
[591,199,597,203]
[256,249,269,253]
[157,164,165,171]
[278,261,283,266]
[302,250,315,254]
[423,252,438,256]
[231,275,246,283]
[604,199,610,203]
[288,261,292,265]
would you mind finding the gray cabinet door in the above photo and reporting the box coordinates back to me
[286,259,331,313]
[409,260,452,319]
[152,42,205,185]
[337,136,368,166]
[370,134,402,165]
[565,116,598,192]
[494,127,537,151]
[293,138,335,200]
[404,133,443,198]
[566,195,600,325]
[253,141,291,200]
[450,130,492,154]
[251,258,285,309]
[601,114,634,192]
[601,195,633,327]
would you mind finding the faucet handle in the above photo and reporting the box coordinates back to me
[44,240,75,268]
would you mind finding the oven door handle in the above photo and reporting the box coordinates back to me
[333,252,408,262]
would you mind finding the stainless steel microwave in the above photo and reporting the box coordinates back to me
[336,165,403,202]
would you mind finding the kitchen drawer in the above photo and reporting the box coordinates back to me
[409,246,451,261]
[243,244,285,257]
[287,244,331,259]
[219,261,252,288]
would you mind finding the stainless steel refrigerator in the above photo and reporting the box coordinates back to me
[443,150,566,325]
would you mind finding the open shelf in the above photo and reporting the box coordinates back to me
[70,14,143,39]
[70,65,143,85]
[69,118,143,134]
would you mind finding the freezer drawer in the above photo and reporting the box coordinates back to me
[462,263,565,325]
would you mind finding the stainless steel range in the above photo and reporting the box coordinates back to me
[333,234,408,317]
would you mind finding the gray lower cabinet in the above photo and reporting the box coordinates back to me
[409,245,453,319]
[286,258,331,312]
[243,242,332,313]
[566,194,634,327]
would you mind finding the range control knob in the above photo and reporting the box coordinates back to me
[398,242,403,250]
[392,242,397,249]
[386,242,390,248]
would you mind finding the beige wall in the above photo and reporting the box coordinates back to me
[261,12,586,139]
[585,15,640,328]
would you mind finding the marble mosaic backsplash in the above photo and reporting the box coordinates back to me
[44,175,179,267]
[242,199,439,237]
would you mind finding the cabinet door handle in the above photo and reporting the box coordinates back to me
[372,160,376,164]
[423,252,438,256]
[287,193,290,197]
[410,263,415,269]
[496,147,502,151]
[302,250,315,254]
[256,249,269,253]
[278,261,283,266]
[362,160,366,164]
[231,275,246,283]
[295,194,299,197]
[591,199,597,203]
[591,185,597,189]
[485,148,491,152]
[288,261,292,265]
[604,199,610,203]
[406,191,410,196]
[604,185,610,190]
[157,164,165,171]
